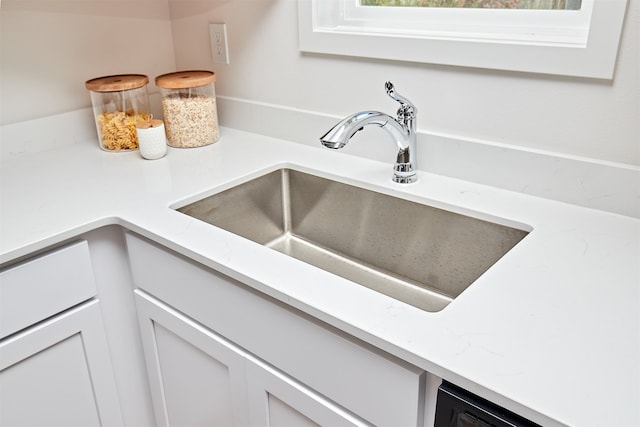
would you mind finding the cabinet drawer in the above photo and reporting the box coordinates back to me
[0,241,97,339]
[126,232,425,427]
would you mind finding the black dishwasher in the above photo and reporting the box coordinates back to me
[434,381,540,427]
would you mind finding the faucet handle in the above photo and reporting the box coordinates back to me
[385,81,417,119]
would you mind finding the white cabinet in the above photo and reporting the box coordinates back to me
[245,354,369,427]
[135,290,368,427]
[0,300,123,427]
[135,290,249,427]
[126,232,426,427]
[0,240,97,339]
[0,241,123,427]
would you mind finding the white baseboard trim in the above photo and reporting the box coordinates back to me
[217,96,640,219]
[1,96,637,218]
[0,94,165,159]
[0,107,97,158]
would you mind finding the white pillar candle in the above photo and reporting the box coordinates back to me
[136,119,168,160]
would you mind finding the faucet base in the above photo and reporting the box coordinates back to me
[393,163,418,184]
[393,175,417,184]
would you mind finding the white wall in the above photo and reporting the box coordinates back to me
[1,0,637,167]
[168,0,639,166]
[0,0,176,125]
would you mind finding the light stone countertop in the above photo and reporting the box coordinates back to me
[1,127,638,427]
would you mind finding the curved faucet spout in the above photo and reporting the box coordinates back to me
[320,111,398,148]
[319,82,417,184]
[320,111,413,159]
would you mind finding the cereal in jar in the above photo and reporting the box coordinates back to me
[155,70,219,148]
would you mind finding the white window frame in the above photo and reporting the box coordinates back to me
[298,0,629,79]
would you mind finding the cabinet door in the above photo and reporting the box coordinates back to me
[246,357,371,427]
[0,300,123,427]
[134,290,250,427]
[135,290,372,427]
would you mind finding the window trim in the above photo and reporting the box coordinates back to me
[297,0,628,79]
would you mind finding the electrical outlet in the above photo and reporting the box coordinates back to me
[209,23,229,64]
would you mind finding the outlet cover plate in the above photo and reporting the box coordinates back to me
[209,23,229,64]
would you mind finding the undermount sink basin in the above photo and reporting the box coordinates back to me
[176,168,529,312]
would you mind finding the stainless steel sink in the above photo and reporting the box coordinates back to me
[177,169,529,312]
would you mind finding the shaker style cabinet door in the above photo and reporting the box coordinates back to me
[134,290,371,427]
[245,357,371,427]
[134,290,250,427]
[0,300,123,427]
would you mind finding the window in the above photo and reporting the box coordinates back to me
[359,0,582,10]
[297,0,628,79]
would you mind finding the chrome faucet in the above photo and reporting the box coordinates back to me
[320,82,418,184]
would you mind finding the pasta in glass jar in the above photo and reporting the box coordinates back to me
[85,74,151,151]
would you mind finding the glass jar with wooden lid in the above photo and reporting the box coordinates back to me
[85,74,151,151]
[155,70,219,148]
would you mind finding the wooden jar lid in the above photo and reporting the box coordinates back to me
[155,70,216,89]
[85,74,149,92]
